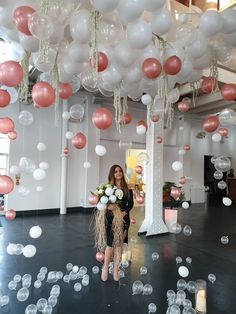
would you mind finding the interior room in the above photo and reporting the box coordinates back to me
[0,0,235,313]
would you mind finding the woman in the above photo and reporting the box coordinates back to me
[95,165,134,282]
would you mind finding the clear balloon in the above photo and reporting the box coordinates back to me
[177,279,186,290]
[214,156,231,172]
[186,281,197,293]
[28,12,55,40]
[140,266,147,275]
[19,157,36,174]
[132,280,144,295]
[137,152,150,166]
[208,273,216,284]
[221,235,229,244]
[25,304,37,314]
[186,257,192,264]
[152,252,159,261]
[170,223,182,234]
[214,171,223,180]
[18,186,30,197]
[70,104,85,120]
[219,108,236,126]
[217,180,227,189]
[17,287,29,302]
[22,244,36,258]
[183,225,192,236]
[176,256,182,264]
[143,284,153,295]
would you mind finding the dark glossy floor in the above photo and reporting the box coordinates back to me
[0,198,236,314]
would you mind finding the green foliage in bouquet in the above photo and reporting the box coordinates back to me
[163,181,185,208]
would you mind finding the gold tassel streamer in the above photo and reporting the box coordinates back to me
[50,63,60,126]
[19,51,31,103]
[114,85,122,132]
[209,53,219,93]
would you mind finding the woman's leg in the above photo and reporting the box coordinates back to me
[113,246,122,281]
[101,246,113,281]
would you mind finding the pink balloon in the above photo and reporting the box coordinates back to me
[5,209,16,221]
[119,112,132,125]
[96,251,105,263]
[0,117,15,134]
[135,165,143,174]
[8,130,17,140]
[64,147,69,154]
[184,144,190,151]
[13,6,35,35]
[170,187,181,199]
[218,128,228,137]
[0,61,23,87]
[178,101,189,113]
[0,175,14,194]
[136,195,145,204]
[202,115,219,133]
[151,114,160,123]
[88,194,98,205]
[92,108,113,130]
[0,89,11,108]
[156,136,163,144]
[59,82,73,99]
[32,82,55,108]
[72,132,87,149]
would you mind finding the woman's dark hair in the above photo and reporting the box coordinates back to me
[108,164,129,196]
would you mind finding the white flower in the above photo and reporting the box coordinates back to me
[115,189,123,200]
[100,196,109,204]
[97,202,106,211]
[105,187,113,196]
[109,195,117,203]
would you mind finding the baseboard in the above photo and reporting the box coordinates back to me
[14,206,95,217]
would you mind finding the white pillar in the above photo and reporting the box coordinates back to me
[139,102,168,236]
[60,100,69,215]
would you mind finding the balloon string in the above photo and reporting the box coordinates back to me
[22,126,25,156]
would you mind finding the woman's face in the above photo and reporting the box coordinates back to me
[114,167,123,181]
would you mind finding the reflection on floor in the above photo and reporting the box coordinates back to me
[0,200,235,314]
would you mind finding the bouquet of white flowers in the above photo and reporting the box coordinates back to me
[92,183,124,211]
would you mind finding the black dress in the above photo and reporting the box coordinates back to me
[105,189,134,247]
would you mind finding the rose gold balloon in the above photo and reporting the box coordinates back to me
[170,187,181,199]
[179,176,186,185]
[0,175,14,194]
[201,76,218,93]
[92,107,113,130]
[0,89,11,108]
[156,136,163,144]
[151,114,160,122]
[119,112,132,125]
[90,52,108,72]
[13,6,35,35]
[89,194,98,205]
[0,61,23,87]
[0,117,15,134]
[142,58,162,79]
[96,251,105,263]
[136,195,145,204]
[131,218,136,224]
[202,115,219,133]
[163,55,182,75]
[8,131,17,140]
[178,101,189,113]
[184,144,190,151]
[59,82,73,99]
[135,165,143,174]
[5,209,16,221]
[72,132,87,149]
[32,82,55,108]
[218,128,228,137]
[137,120,148,130]
[221,83,236,101]
[64,147,69,154]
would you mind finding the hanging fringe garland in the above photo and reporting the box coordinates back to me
[19,51,31,103]
[50,63,60,126]
[38,0,50,66]
[89,10,101,83]
[190,82,199,107]
[113,85,122,132]
[209,52,219,93]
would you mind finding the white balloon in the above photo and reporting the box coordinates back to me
[19,33,39,53]
[136,125,146,135]
[101,65,122,85]
[126,20,152,49]
[10,165,20,175]
[141,94,152,105]
[109,194,117,203]
[212,133,222,142]
[62,111,71,120]
[182,202,189,209]
[222,197,232,206]
[95,145,107,156]
[65,131,74,140]
[172,161,183,171]
[0,7,14,29]
[39,162,49,170]
[37,142,47,152]
[178,266,189,278]
[167,88,180,103]
[199,10,223,37]
[18,186,30,197]
[67,41,90,63]
[19,157,36,174]
[83,161,91,169]
[100,196,109,204]
[186,31,208,59]
[221,9,236,34]
[33,168,47,181]
[123,63,142,84]
[18,111,34,126]
[223,31,236,47]
[36,186,44,192]
[90,0,120,13]
[29,226,42,239]
[113,39,135,67]
[7,243,17,255]
[117,0,144,23]
[145,0,165,11]
[97,202,106,210]
[62,59,83,76]
[151,9,172,36]
[177,58,192,79]
[23,245,37,258]
[70,10,91,43]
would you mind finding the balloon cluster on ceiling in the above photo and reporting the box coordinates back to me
[0,0,235,125]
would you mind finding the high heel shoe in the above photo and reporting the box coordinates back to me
[101,266,109,282]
